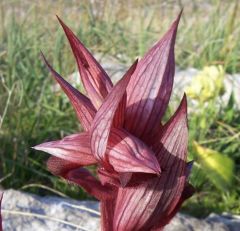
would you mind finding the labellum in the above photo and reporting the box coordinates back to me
[33,10,195,231]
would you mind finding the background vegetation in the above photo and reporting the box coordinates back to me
[0,0,239,217]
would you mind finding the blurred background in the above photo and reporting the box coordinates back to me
[0,0,239,218]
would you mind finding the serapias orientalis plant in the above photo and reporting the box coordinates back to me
[32,11,195,231]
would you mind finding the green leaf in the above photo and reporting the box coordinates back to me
[193,141,234,190]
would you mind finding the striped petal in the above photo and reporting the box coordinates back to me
[46,156,80,176]
[46,158,117,201]
[98,168,121,187]
[152,183,195,230]
[125,12,181,143]
[90,60,138,162]
[34,129,160,175]
[57,16,113,109]
[33,133,97,166]
[113,94,188,231]
[98,169,133,188]
[66,167,114,201]
[42,53,96,131]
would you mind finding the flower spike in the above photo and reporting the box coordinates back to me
[90,60,138,162]
[34,11,194,231]
[125,11,182,144]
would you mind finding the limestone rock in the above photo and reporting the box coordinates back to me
[1,189,240,231]
[2,189,100,231]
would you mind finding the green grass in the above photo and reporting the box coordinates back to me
[186,96,240,217]
[0,0,240,216]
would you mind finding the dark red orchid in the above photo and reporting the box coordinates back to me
[33,11,194,230]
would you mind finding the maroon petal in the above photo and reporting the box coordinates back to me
[57,16,113,109]
[98,168,121,187]
[113,94,188,231]
[152,183,195,230]
[90,60,138,162]
[32,133,97,166]
[118,173,133,187]
[41,53,96,131]
[125,12,182,143]
[0,192,2,231]
[113,92,127,128]
[34,131,160,175]
[107,128,160,175]
[66,168,115,201]
[46,158,117,201]
[100,198,117,231]
[98,169,132,188]
[47,156,80,176]
[151,162,195,230]
[150,94,188,218]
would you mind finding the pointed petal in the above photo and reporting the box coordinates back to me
[125,12,181,143]
[57,16,113,109]
[41,53,96,131]
[152,183,195,230]
[113,92,127,128]
[167,182,195,217]
[155,93,188,162]
[90,60,138,162]
[113,94,188,231]
[107,128,160,175]
[33,133,97,166]
[35,131,160,176]
[66,168,115,201]
[149,94,188,217]
[47,158,117,201]
[47,156,80,176]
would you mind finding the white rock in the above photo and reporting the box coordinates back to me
[2,189,100,231]
[1,190,240,231]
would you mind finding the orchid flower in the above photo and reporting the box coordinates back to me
[33,11,194,230]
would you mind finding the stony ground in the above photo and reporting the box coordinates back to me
[1,189,240,231]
